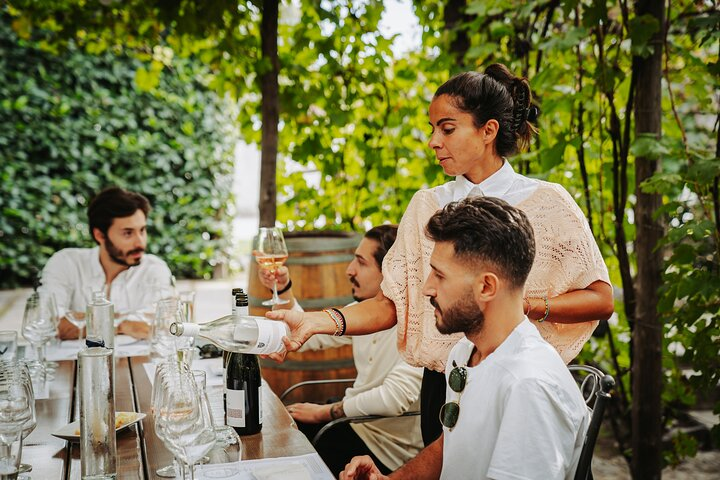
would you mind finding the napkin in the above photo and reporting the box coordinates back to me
[252,463,312,480]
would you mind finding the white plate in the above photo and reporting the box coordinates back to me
[51,411,146,442]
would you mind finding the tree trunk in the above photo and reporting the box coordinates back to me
[258,0,280,227]
[713,111,720,252]
[444,0,471,68]
[631,0,665,478]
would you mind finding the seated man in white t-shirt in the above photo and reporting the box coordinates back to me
[340,197,589,480]
[258,226,423,476]
[40,187,172,340]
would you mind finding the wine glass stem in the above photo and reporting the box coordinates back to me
[181,459,193,480]
[34,345,44,364]
[271,278,281,304]
[0,443,9,461]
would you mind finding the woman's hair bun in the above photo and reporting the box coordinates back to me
[483,64,538,151]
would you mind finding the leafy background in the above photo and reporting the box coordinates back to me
[0,18,240,287]
[2,0,719,470]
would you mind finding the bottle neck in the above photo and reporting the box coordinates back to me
[181,322,201,337]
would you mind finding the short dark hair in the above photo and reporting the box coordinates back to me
[425,197,535,290]
[434,64,538,157]
[363,225,398,269]
[87,187,151,243]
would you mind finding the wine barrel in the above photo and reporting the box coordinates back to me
[248,231,361,403]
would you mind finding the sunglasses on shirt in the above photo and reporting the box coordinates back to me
[439,360,467,429]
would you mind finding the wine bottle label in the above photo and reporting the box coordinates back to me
[234,319,287,354]
[225,389,246,427]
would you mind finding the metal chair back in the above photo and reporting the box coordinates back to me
[568,365,615,480]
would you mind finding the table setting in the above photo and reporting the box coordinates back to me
[0,284,335,480]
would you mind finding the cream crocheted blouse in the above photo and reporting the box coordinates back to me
[380,181,610,372]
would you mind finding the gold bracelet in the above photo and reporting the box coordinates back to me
[539,295,550,323]
[322,308,343,336]
[523,297,531,316]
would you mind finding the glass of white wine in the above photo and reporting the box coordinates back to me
[254,227,290,306]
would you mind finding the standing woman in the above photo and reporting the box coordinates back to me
[270,63,614,446]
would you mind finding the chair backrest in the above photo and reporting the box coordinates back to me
[568,365,615,480]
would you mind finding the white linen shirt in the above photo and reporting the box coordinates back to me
[294,303,424,470]
[39,247,172,316]
[440,321,589,480]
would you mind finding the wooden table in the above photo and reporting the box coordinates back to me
[22,356,317,479]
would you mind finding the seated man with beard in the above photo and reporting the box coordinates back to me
[258,225,423,477]
[40,187,172,340]
[341,197,589,480]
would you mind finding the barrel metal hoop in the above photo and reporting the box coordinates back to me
[297,296,355,310]
[285,236,361,252]
[248,295,355,310]
[286,254,355,265]
[259,358,356,371]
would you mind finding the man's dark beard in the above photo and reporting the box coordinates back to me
[350,277,363,302]
[430,293,484,336]
[106,237,144,268]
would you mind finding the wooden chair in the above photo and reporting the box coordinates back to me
[568,364,615,480]
[280,378,420,447]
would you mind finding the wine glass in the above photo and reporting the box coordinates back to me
[254,227,290,306]
[150,298,189,361]
[65,285,104,339]
[191,370,241,477]
[21,292,58,369]
[155,363,216,480]
[0,361,36,475]
[151,361,179,478]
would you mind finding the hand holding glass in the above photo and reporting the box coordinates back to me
[254,227,289,306]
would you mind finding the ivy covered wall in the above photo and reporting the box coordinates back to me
[0,19,240,287]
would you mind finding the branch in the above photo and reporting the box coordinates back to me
[595,17,636,327]
[534,0,560,75]
[663,0,689,159]
[662,0,716,224]
[714,109,720,256]
[676,8,720,20]
[574,6,593,230]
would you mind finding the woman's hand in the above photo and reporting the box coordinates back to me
[263,309,316,362]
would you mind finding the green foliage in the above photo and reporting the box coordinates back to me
[411,0,720,462]
[4,0,720,465]
[275,0,448,230]
[0,17,239,287]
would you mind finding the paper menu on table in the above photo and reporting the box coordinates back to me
[196,453,334,480]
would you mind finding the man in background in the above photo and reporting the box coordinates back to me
[41,187,172,340]
[259,225,423,476]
